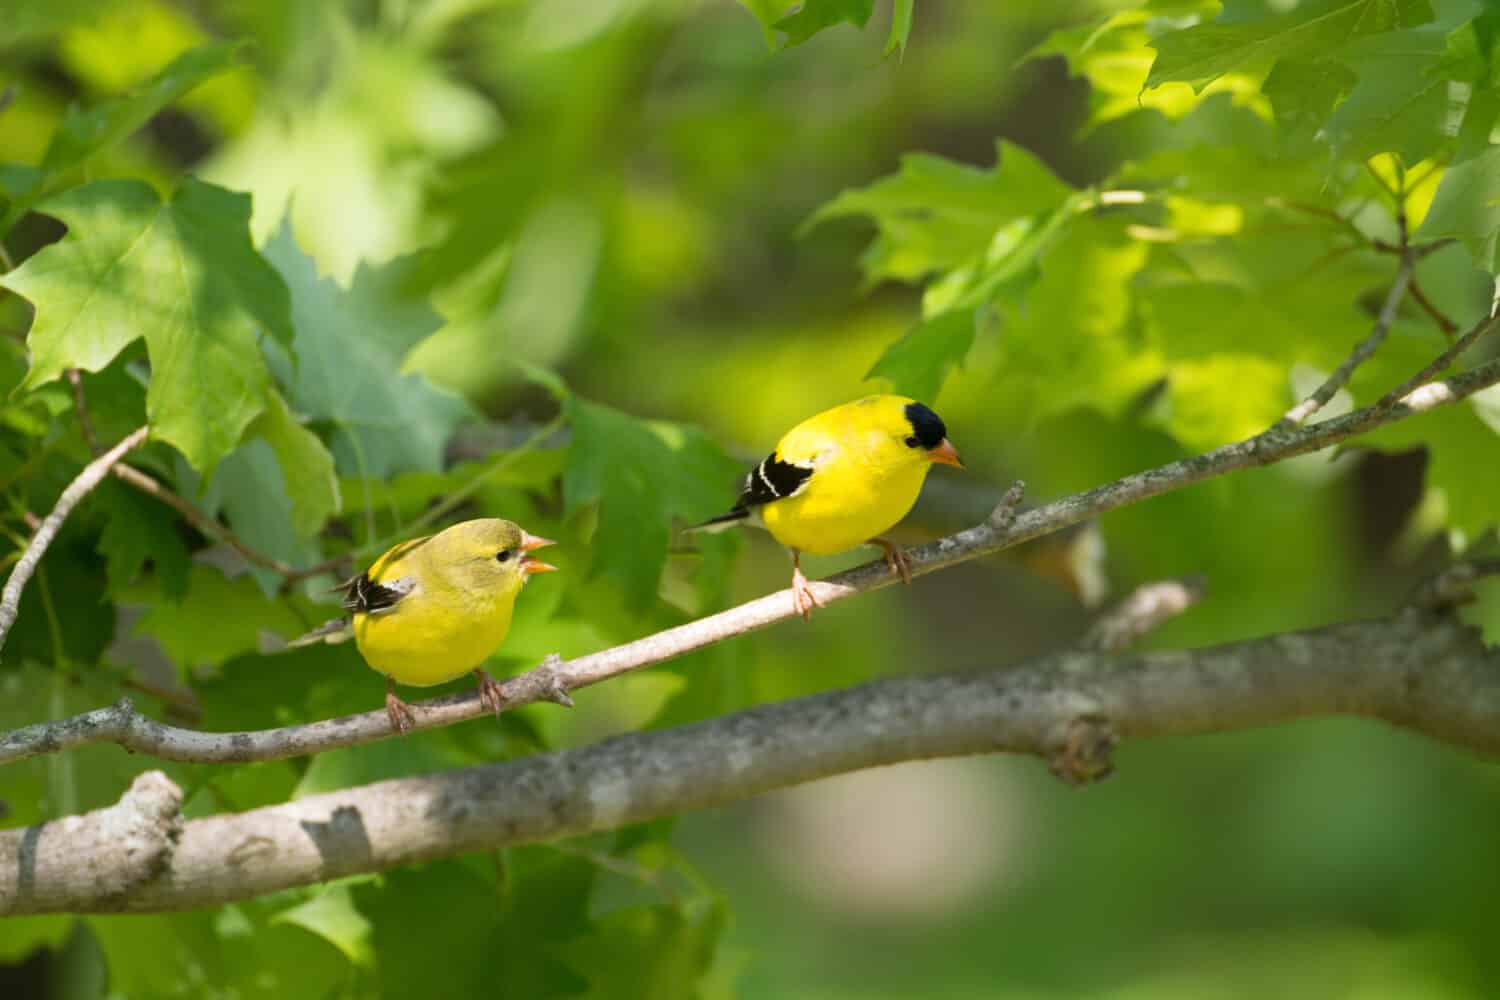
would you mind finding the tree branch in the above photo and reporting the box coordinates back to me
[0,426,149,656]
[6,342,1500,764]
[1081,575,1207,652]
[3,610,1496,916]
[1276,253,1414,427]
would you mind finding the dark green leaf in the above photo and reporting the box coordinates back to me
[95,480,191,601]
[1147,0,1435,92]
[563,398,741,608]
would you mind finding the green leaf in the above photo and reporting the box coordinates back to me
[129,565,310,674]
[809,139,1075,286]
[885,0,915,57]
[270,887,374,969]
[0,178,294,473]
[198,438,324,596]
[992,216,1158,426]
[1261,58,1358,135]
[1364,390,1500,543]
[1147,0,1435,92]
[0,0,118,46]
[866,309,975,402]
[1157,354,1291,451]
[261,222,475,478]
[557,901,728,1000]
[738,0,794,41]
[1,42,246,234]
[95,480,191,601]
[1416,144,1500,273]
[245,389,340,538]
[1322,20,1463,163]
[563,398,741,608]
[777,0,875,47]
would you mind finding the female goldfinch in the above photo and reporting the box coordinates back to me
[698,395,962,618]
[291,518,556,734]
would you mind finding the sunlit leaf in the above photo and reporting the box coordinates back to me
[0,178,293,473]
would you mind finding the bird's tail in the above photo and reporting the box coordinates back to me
[287,617,354,648]
[687,507,752,534]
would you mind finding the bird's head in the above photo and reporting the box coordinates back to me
[857,396,963,469]
[435,518,557,595]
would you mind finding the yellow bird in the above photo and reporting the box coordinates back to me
[291,518,556,734]
[697,395,962,618]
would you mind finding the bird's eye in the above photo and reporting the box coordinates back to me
[496,549,514,563]
[904,435,921,448]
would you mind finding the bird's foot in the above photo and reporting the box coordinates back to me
[475,668,507,719]
[385,686,416,737]
[873,537,913,585]
[791,565,823,620]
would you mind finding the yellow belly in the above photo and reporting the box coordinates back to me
[761,460,927,555]
[354,599,514,688]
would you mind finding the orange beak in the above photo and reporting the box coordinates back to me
[520,531,557,575]
[928,438,964,469]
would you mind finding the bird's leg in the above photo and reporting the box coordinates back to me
[872,537,913,585]
[790,549,822,620]
[475,668,506,719]
[385,676,416,737]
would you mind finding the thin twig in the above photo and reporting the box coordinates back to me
[0,427,149,656]
[1408,276,1459,337]
[1276,255,1414,427]
[1372,311,1500,416]
[110,464,301,577]
[65,369,101,456]
[1081,575,1208,653]
[7,338,1500,765]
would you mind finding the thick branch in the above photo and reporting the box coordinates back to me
[2,611,1496,915]
[0,426,149,656]
[6,350,1500,764]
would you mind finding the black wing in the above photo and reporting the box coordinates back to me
[735,453,813,509]
[340,573,414,614]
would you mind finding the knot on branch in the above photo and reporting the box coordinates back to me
[1046,715,1117,787]
[987,480,1026,532]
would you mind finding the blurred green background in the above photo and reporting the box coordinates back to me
[2,0,1500,997]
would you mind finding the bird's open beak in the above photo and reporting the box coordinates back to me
[928,438,964,469]
[520,532,558,575]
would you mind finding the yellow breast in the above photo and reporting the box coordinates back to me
[354,585,516,688]
[761,455,929,555]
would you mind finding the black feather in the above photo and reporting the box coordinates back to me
[903,402,947,450]
[340,573,408,614]
[736,453,812,508]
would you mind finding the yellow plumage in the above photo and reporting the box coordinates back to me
[760,397,941,555]
[700,394,963,617]
[292,517,556,733]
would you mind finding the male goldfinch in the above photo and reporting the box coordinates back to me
[698,395,962,618]
[291,518,556,734]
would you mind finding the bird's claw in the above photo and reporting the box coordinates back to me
[475,668,507,719]
[791,566,823,621]
[874,537,913,585]
[385,687,416,737]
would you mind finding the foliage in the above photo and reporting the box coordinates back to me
[2,0,1500,997]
